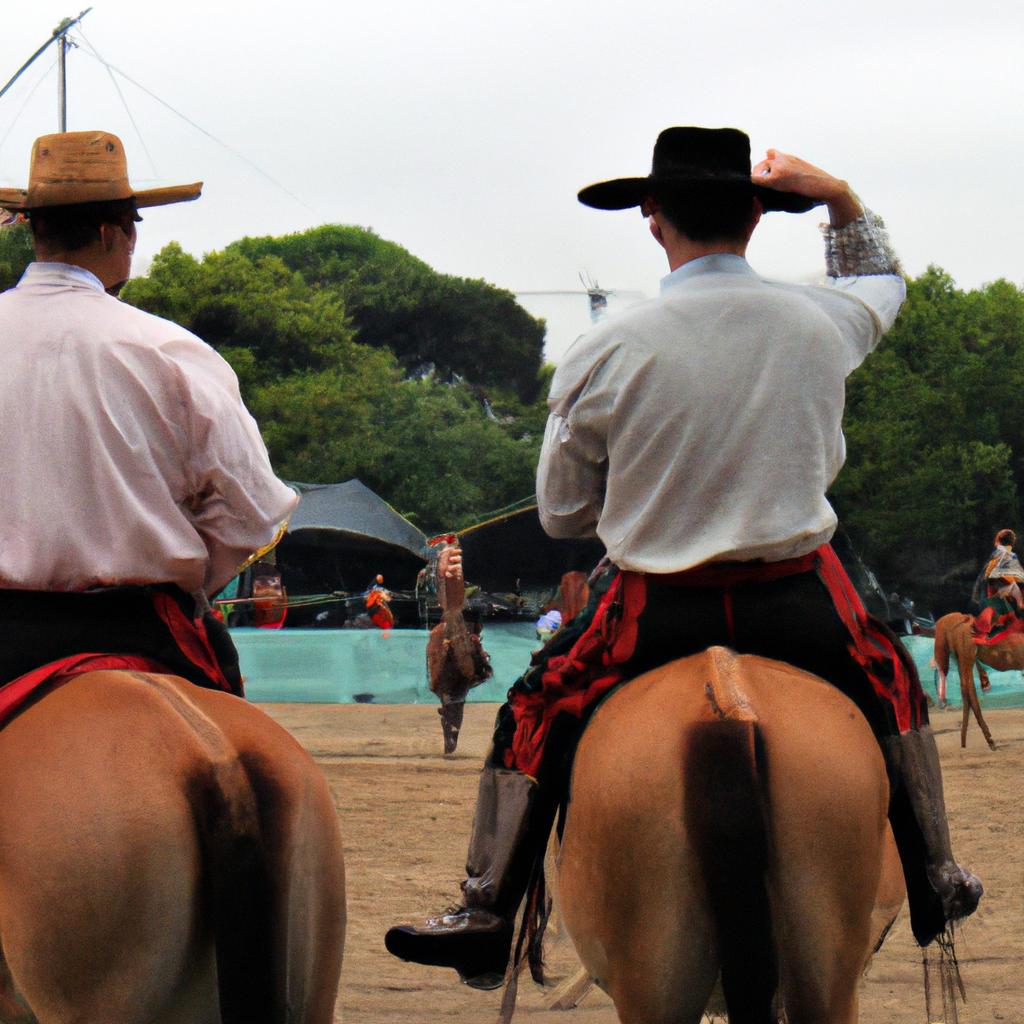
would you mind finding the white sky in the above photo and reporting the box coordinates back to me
[2,1,1021,361]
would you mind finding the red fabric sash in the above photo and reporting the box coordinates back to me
[505,571,646,779]
[812,546,925,733]
[972,606,1024,646]
[0,653,170,730]
[0,590,237,731]
[504,544,927,777]
[656,549,821,588]
[148,591,233,692]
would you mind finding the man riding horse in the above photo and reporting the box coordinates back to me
[0,131,297,705]
[386,126,982,989]
[972,528,1024,642]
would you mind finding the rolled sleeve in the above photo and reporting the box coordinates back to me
[818,208,907,368]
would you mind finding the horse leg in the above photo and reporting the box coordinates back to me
[977,663,992,692]
[958,649,975,748]
[176,681,346,1024]
[936,665,948,707]
[772,787,885,1024]
[954,649,994,749]
[962,660,996,751]
[557,682,721,1024]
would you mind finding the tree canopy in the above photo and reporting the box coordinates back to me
[833,267,1024,612]
[229,225,546,403]
[0,221,33,291]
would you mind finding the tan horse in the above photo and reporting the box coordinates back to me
[932,611,1007,750]
[556,647,900,1024]
[0,669,346,1024]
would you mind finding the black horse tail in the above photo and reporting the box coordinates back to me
[685,711,777,1022]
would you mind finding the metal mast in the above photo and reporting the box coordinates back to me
[0,9,92,128]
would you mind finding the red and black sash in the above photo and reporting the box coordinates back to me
[503,545,927,779]
[0,584,242,730]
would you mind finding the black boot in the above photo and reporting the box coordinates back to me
[385,766,539,989]
[883,725,983,945]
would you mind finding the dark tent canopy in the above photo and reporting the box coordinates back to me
[274,481,429,624]
[458,500,604,598]
[285,479,428,559]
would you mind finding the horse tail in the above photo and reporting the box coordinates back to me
[194,752,282,1024]
[196,744,346,1024]
[685,648,777,1021]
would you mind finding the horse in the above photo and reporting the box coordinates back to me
[555,646,900,1024]
[932,611,1006,750]
[0,669,346,1024]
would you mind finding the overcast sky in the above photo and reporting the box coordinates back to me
[2,1,1021,360]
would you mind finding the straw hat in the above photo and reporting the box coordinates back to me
[0,131,201,211]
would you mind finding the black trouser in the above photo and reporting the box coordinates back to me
[0,585,242,694]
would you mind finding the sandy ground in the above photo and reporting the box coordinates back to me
[260,700,1024,1024]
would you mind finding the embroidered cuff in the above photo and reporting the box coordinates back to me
[821,208,902,278]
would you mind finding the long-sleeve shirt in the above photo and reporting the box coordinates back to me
[536,216,906,573]
[0,262,298,595]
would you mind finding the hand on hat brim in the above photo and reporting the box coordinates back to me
[577,176,822,214]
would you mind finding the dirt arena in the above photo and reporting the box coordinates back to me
[260,701,1024,1024]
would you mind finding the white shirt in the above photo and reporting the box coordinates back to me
[537,253,906,573]
[0,263,298,594]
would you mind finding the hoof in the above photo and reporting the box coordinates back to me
[987,738,998,751]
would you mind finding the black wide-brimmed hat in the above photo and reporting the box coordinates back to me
[577,126,820,214]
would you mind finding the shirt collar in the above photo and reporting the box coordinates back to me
[20,261,106,293]
[660,253,755,293]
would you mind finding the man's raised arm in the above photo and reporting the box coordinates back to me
[753,149,905,336]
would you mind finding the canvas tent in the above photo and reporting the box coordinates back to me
[272,480,429,625]
[457,499,604,600]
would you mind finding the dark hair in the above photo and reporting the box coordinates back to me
[653,182,756,243]
[28,198,140,252]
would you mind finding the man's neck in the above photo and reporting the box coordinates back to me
[36,252,123,295]
[664,238,748,273]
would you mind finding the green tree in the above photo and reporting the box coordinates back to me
[229,225,546,402]
[832,267,1024,610]
[122,234,548,534]
[0,221,33,291]
[123,244,357,383]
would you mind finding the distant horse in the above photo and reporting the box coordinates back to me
[556,647,897,1024]
[0,670,346,1024]
[932,611,1007,750]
